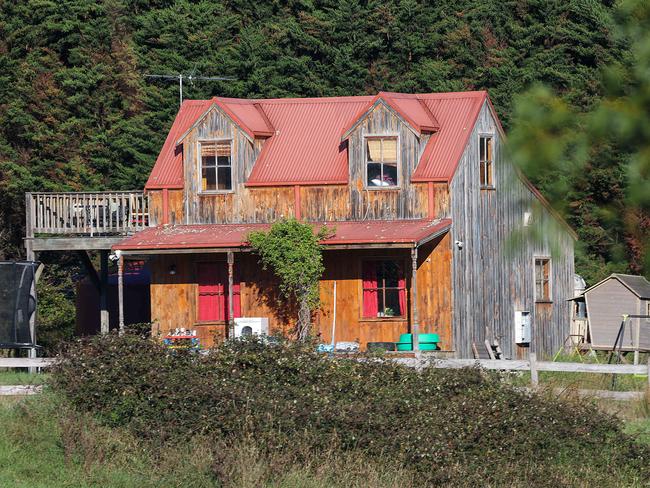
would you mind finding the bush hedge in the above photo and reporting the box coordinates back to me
[51,334,650,486]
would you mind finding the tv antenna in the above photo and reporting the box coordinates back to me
[144,73,236,107]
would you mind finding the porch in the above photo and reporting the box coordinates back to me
[113,219,453,351]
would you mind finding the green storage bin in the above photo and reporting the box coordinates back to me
[396,342,412,351]
[418,333,440,343]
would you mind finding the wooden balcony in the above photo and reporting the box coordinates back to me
[25,191,149,253]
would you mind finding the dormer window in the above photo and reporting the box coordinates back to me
[366,136,399,188]
[200,140,232,192]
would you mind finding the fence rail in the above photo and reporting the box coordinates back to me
[391,353,650,394]
[26,191,149,237]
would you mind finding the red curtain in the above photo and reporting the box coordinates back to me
[362,261,378,318]
[398,273,407,317]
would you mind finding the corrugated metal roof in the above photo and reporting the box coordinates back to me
[145,91,489,189]
[145,100,211,189]
[247,98,371,185]
[412,92,486,181]
[114,219,451,251]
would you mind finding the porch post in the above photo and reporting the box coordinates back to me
[118,254,125,335]
[411,246,420,352]
[99,250,109,334]
[227,251,234,338]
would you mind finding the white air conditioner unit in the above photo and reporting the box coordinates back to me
[233,317,269,338]
[514,311,531,344]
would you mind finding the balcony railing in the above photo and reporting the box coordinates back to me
[26,191,149,237]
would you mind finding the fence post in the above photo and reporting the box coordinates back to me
[530,352,539,388]
[647,357,650,392]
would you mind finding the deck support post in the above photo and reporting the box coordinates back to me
[99,250,109,334]
[117,254,125,335]
[411,246,419,352]
[25,193,35,261]
[530,352,539,388]
[227,251,234,339]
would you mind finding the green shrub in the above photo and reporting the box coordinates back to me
[51,334,650,486]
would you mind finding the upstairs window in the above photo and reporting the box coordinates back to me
[366,136,398,188]
[362,260,407,318]
[479,136,494,188]
[534,258,551,302]
[200,141,232,192]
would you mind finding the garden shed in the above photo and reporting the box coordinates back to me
[582,274,650,350]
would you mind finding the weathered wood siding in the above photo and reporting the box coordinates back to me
[148,189,184,225]
[449,101,574,359]
[149,235,452,349]
[584,280,650,349]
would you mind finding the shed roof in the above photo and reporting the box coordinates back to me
[144,91,489,189]
[583,274,650,299]
[113,219,451,252]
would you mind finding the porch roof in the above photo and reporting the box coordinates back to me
[113,219,451,254]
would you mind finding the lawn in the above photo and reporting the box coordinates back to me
[0,371,49,386]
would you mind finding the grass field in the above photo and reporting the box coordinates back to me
[0,370,49,386]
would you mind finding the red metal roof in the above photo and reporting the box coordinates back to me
[114,219,452,251]
[145,91,489,189]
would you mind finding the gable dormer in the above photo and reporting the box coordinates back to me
[340,93,439,193]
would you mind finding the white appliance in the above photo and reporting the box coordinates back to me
[234,317,269,338]
[514,311,531,344]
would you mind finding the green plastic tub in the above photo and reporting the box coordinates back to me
[396,333,439,351]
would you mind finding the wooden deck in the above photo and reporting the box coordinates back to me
[25,191,149,254]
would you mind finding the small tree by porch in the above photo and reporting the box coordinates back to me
[248,218,331,341]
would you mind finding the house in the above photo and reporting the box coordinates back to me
[108,90,575,359]
[577,274,650,351]
[24,91,575,358]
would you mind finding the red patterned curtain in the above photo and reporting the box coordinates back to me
[362,261,378,318]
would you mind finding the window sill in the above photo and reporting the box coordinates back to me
[535,300,553,304]
[363,187,401,191]
[198,191,234,196]
[480,186,496,191]
[360,317,408,322]
[194,321,228,326]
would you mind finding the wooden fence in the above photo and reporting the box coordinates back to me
[26,191,149,236]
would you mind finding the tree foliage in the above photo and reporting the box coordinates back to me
[0,0,637,292]
[508,0,650,282]
[248,219,330,340]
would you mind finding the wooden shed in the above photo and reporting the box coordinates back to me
[582,274,650,350]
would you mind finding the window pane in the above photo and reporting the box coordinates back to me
[201,142,217,159]
[367,163,383,186]
[382,138,397,161]
[383,289,402,316]
[486,160,492,186]
[367,139,381,161]
[383,163,398,186]
[202,167,216,191]
[380,262,401,287]
[217,167,232,190]
[486,137,492,161]
[479,162,486,186]
[479,137,485,161]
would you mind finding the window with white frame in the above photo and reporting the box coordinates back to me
[200,141,232,191]
[366,136,398,188]
[479,135,494,188]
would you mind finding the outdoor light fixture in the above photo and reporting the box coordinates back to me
[455,240,464,250]
[168,264,177,276]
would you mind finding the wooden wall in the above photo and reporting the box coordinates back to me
[449,101,574,359]
[149,234,452,350]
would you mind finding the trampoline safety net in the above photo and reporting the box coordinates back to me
[0,261,39,347]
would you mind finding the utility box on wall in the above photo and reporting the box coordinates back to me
[514,311,531,344]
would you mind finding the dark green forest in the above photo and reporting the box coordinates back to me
[0,0,648,345]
